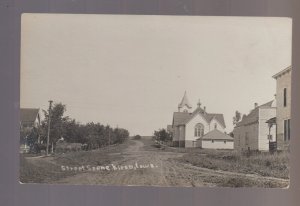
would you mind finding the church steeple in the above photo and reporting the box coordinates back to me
[178,91,192,112]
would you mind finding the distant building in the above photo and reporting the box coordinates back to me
[20,108,41,153]
[273,66,292,150]
[168,92,226,148]
[233,101,276,151]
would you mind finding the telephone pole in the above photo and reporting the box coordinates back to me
[46,100,53,156]
[108,126,111,147]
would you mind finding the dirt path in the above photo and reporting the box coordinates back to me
[52,139,289,187]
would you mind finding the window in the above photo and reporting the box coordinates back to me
[283,88,287,107]
[224,140,226,144]
[194,123,204,137]
[211,140,214,143]
[284,119,291,141]
[214,123,217,129]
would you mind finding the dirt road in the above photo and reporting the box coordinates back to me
[52,139,289,187]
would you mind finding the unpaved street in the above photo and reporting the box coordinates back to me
[52,139,289,187]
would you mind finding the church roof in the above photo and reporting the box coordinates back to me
[206,113,226,128]
[199,129,233,141]
[178,91,192,109]
[172,112,191,126]
[172,107,226,128]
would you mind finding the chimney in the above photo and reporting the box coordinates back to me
[203,106,206,113]
[254,103,258,108]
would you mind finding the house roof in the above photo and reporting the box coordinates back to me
[172,106,226,128]
[172,112,191,126]
[199,129,233,141]
[259,100,274,108]
[235,100,274,127]
[178,91,192,109]
[20,108,40,124]
[272,66,292,79]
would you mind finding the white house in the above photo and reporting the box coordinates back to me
[233,100,277,151]
[167,92,227,148]
[273,66,292,150]
[20,108,41,153]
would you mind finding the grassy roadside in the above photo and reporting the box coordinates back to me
[141,138,289,179]
[201,174,289,188]
[20,140,133,184]
[140,138,289,188]
[177,149,289,179]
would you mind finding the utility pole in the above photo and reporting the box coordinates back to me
[46,100,53,156]
[108,127,111,147]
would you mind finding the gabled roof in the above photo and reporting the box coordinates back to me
[200,129,233,141]
[206,113,226,128]
[181,107,226,128]
[235,100,274,127]
[236,108,259,127]
[272,66,292,79]
[20,108,40,124]
[172,106,226,128]
[172,112,191,126]
[178,91,192,109]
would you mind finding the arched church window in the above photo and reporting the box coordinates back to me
[194,123,204,137]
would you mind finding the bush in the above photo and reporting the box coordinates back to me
[133,135,142,140]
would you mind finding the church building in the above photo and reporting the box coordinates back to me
[167,92,229,148]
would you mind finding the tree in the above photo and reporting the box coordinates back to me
[154,129,172,142]
[40,103,69,144]
[38,101,130,151]
[233,110,241,126]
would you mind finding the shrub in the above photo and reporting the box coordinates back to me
[133,135,142,140]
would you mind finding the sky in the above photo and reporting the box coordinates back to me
[21,14,292,136]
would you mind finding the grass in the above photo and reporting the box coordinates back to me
[202,175,288,188]
[178,149,289,179]
[20,155,77,183]
[20,140,133,183]
[139,138,289,187]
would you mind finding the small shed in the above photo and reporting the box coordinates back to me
[196,129,234,149]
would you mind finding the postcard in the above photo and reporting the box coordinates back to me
[20,14,291,188]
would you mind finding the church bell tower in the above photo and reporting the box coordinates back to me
[178,91,192,113]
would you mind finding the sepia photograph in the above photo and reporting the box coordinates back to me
[20,14,291,188]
